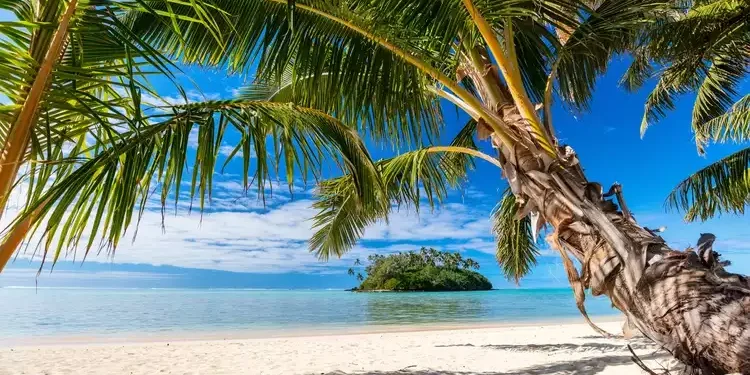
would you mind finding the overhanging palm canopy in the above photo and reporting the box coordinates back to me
[628,0,750,221]
[2,0,663,273]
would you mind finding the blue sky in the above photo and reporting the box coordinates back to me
[1,44,749,290]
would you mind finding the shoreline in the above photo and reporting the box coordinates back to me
[1,314,623,347]
[0,319,676,375]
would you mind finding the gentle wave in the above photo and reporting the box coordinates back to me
[1,288,618,339]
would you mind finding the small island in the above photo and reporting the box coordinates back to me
[349,248,492,291]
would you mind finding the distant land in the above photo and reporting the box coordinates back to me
[350,248,492,292]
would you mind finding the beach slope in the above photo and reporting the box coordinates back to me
[0,321,675,375]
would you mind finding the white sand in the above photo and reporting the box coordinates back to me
[0,321,678,375]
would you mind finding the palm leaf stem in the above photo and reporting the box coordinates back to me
[0,197,50,272]
[269,0,517,147]
[542,59,560,142]
[428,87,480,119]
[466,46,507,109]
[503,19,523,96]
[461,0,554,154]
[428,146,502,168]
[0,0,78,219]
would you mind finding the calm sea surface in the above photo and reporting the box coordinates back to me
[0,288,618,340]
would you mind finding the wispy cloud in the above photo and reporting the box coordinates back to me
[5,174,502,274]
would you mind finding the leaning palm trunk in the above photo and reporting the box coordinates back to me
[519,148,750,373]
[466,54,750,373]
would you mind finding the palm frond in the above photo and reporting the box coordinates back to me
[692,51,750,148]
[697,94,750,144]
[5,99,380,267]
[553,0,663,110]
[310,118,482,260]
[636,0,750,138]
[619,45,653,92]
[128,0,471,148]
[492,190,539,284]
[310,174,388,261]
[666,146,750,222]
[0,0,227,161]
[639,59,703,137]
[235,63,441,148]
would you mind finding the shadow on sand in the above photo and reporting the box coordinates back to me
[435,341,653,353]
[312,341,672,375]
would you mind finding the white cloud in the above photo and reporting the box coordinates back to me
[6,178,500,274]
[229,87,243,97]
[88,199,496,273]
[217,142,256,159]
[219,144,238,157]
[187,126,200,148]
[362,202,494,242]
[1,170,498,275]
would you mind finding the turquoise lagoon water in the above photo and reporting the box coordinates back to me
[0,288,618,340]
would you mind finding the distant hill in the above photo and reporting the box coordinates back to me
[350,248,492,291]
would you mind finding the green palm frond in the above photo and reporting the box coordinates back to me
[639,60,702,137]
[666,146,750,222]
[492,190,540,284]
[553,0,663,110]
[6,99,379,268]
[0,0,227,167]
[698,94,750,144]
[691,52,750,142]
[646,0,749,60]
[128,0,470,148]
[0,1,191,232]
[127,0,665,149]
[311,118,482,260]
[636,0,750,139]
[619,46,653,92]
[511,18,557,105]
[311,174,387,261]
[234,64,441,148]
[235,64,296,102]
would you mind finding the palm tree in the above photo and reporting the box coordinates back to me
[0,0,231,270]
[627,0,750,222]
[0,0,377,273]
[462,258,480,270]
[6,0,750,371]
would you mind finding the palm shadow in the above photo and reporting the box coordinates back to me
[313,341,672,375]
[436,341,653,353]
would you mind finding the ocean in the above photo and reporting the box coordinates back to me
[0,288,619,340]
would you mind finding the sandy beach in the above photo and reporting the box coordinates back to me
[0,320,677,375]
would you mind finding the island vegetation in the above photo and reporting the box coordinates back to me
[349,248,491,292]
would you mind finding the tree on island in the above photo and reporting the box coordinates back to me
[2,0,750,372]
[349,248,491,291]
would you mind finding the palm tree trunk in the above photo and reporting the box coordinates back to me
[515,155,750,374]
[460,52,750,373]
[0,0,78,272]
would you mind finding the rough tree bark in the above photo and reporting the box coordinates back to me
[464,52,750,374]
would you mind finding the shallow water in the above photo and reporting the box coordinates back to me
[0,287,618,339]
